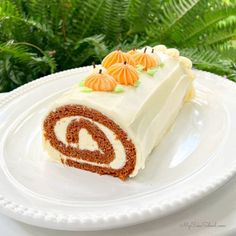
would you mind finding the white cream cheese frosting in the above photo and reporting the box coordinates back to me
[43,45,195,177]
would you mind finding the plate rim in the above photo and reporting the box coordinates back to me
[0,68,236,231]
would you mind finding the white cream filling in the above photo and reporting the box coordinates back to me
[43,139,109,168]
[47,116,126,169]
[55,118,100,151]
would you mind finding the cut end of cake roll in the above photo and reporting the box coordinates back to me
[43,105,136,180]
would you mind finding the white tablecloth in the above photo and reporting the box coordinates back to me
[0,92,235,236]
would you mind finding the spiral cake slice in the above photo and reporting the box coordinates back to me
[43,45,195,180]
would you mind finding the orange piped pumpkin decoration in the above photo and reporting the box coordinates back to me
[102,50,136,69]
[84,69,117,92]
[128,48,138,55]
[132,48,158,71]
[107,62,139,86]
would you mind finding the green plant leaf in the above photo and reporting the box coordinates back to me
[0,0,236,92]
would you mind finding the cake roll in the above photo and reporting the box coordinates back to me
[43,45,195,180]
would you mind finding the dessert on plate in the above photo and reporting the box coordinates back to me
[43,45,195,180]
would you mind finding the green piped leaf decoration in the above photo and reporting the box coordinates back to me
[81,87,93,93]
[160,62,165,68]
[147,67,158,76]
[136,64,144,73]
[114,85,124,93]
[79,79,85,87]
[134,80,141,87]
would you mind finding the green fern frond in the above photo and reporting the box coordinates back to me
[181,4,236,43]
[181,47,236,79]
[23,0,62,29]
[1,41,56,68]
[113,34,146,51]
[220,47,236,63]
[0,1,54,43]
[75,34,108,59]
[0,41,33,62]
[0,0,19,17]
[1,0,236,91]
[0,41,56,91]
[103,0,128,43]
[0,16,54,38]
[79,0,106,38]
[201,26,236,47]
[126,0,160,34]
[181,47,224,63]
[184,19,236,47]
[146,0,210,43]
[149,0,236,46]
[159,0,204,35]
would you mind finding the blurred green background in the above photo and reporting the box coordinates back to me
[0,0,236,92]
